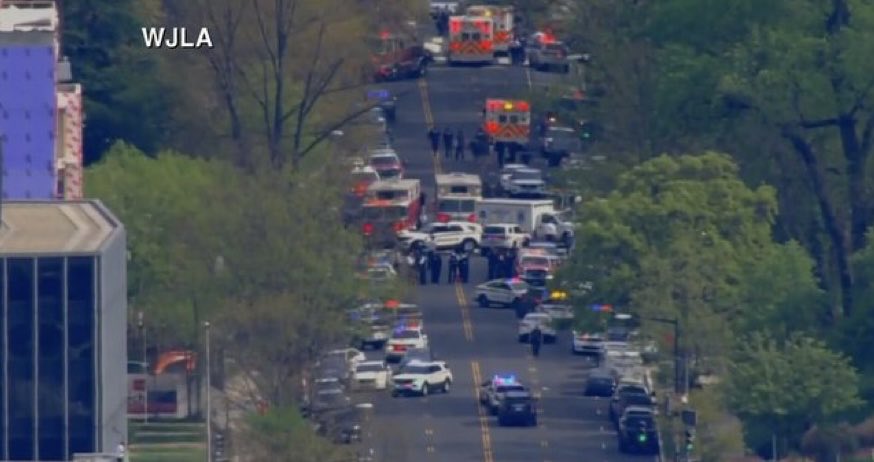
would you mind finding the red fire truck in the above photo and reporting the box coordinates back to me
[360,179,422,247]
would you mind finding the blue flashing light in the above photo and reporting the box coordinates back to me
[493,374,517,385]
[368,89,390,100]
[590,304,614,312]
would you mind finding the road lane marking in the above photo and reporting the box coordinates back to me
[526,66,533,89]
[471,361,494,462]
[418,77,442,174]
[540,440,548,448]
[455,283,474,341]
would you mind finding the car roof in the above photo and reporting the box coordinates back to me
[357,360,386,367]
[514,167,541,174]
[547,126,574,132]
[369,152,399,159]
[502,163,527,170]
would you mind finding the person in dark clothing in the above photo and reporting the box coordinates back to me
[417,252,428,285]
[455,129,465,161]
[487,252,497,280]
[496,143,506,168]
[458,252,470,283]
[503,250,515,277]
[447,252,458,283]
[428,128,440,156]
[496,252,507,278]
[442,128,454,159]
[430,252,442,284]
[530,327,543,357]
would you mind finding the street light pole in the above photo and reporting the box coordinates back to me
[138,311,148,424]
[205,321,212,462]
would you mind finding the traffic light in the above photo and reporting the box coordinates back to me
[685,428,695,452]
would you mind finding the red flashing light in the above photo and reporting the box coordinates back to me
[516,101,530,111]
[363,223,374,235]
[485,121,499,134]
[467,213,477,223]
[541,33,555,44]
[353,183,368,196]
[380,31,390,40]
[481,39,492,50]
[436,213,451,223]
[385,299,400,309]
[392,345,406,352]
[450,20,461,34]
[393,221,405,232]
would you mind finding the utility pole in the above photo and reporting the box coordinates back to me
[205,321,212,462]
[137,311,148,424]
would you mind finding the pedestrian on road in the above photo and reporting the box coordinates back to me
[455,129,466,161]
[430,251,442,284]
[530,326,543,357]
[487,251,497,280]
[496,252,507,278]
[459,251,470,283]
[504,249,516,277]
[428,127,440,156]
[442,127,454,159]
[417,252,428,285]
[447,252,459,283]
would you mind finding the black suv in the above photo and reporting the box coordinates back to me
[497,390,538,427]
[617,411,659,454]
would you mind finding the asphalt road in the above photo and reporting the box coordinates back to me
[355,57,657,462]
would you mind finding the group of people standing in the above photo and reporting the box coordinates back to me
[428,127,491,161]
[410,247,472,285]
[486,247,519,280]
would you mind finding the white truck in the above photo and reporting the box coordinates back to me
[475,199,575,245]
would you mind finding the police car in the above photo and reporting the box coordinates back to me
[475,278,530,308]
[391,360,453,397]
[384,324,429,363]
[479,374,527,414]
[497,390,538,427]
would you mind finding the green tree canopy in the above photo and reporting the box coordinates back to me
[723,333,862,452]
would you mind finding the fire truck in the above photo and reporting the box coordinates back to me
[371,31,431,82]
[360,179,422,247]
[483,99,531,159]
[465,5,514,55]
[448,15,494,65]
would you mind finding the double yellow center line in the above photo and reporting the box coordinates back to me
[471,361,494,462]
[455,282,474,341]
[418,77,442,174]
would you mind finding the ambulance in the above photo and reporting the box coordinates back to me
[465,5,514,55]
[448,15,494,65]
[483,99,531,154]
[360,179,422,247]
[434,172,483,223]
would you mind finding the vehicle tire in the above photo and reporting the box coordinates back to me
[477,294,490,308]
[461,239,476,252]
[518,334,528,343]
[561,64,570,74]
[421,383,429,396]
[522,238,530,247]
[443,379,451,393]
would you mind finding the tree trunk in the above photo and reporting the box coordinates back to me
[837,116,869,251]
[785,132,853,318]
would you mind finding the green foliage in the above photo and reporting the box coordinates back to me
[239,407,351,462]
[560,152,781,354]
[723,333,863,450]
[61,0,173,163]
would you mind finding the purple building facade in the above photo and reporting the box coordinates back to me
[0,44,57,199]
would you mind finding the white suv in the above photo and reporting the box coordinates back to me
[481,224,530,254]
[475,278,529,307]
[391,360,453,397]
[397,221,481,252]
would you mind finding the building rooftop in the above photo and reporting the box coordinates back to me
[0,200,122,255]
[0,1,58,32]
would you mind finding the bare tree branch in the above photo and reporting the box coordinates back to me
[848,77,874,116]
[297,102,384,159]
[252,0,278,72]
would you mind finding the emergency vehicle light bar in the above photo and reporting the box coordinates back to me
[493,374,517,384]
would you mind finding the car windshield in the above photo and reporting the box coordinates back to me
[399,365,431,375]
[363,206,407,220]
[356,363,385,373]
[513,170,542,181]
[483,226,506,235]
[393,330,420,339]
[370,155,397,166]
[497,384,525,393]
[438,199,476,212]
[623,393,653,406]
[522,256,550,267]
[626,416,654,428]
[524,269,548,278]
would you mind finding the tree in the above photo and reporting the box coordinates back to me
[559,153,783,359]
[723,333,863,455]
[235,407,352,461]
[166,0,379,170]
[61,0,174,164]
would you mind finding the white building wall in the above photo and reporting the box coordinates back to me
[96,207,127,452]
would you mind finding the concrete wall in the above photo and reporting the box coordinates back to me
[0,44,57,199]
[97,220,127,451]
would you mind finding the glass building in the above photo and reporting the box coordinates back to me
[0,200,126,460]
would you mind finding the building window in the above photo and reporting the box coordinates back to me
[67,257,94,457]
[7,258,35,460]
[37,257,64,460]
